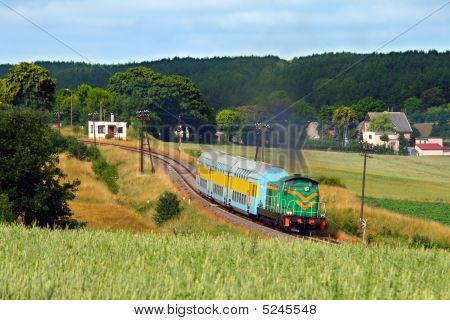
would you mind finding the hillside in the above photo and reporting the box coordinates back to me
[0,224,448,299]
[1,51,448,109]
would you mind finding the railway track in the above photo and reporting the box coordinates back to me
[85,140,341,245]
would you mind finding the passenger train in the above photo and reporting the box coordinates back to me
[196,150,326,231]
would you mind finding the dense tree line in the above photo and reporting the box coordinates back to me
[1,51,448,111]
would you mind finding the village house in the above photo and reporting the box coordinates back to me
[414,137,450,156]
[88,114,127,140]
[358,112,412,153]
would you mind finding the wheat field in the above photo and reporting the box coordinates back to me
[0,224,448,299]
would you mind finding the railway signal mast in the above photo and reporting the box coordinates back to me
[136,110,155,174]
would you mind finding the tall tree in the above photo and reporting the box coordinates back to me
[0,62,55,110]
[420,87,445,109]
[351,97,386,121]
[403,96,422,114]
[292,100,317,122]
[0,108,80,227]
[216,109,240,142]
[332,106,356,145]
[369,113,394,132]
[108,67,214,130]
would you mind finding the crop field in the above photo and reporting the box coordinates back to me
[0,225,448,299]
[364,197,450,225]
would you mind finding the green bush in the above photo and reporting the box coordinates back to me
[66,136,89,160]
[155,192,181,225]
[0,194,15,223]
[92,156,119,194]
[316,175,346,188]
[105,133,111,139]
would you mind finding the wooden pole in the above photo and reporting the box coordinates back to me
[360,149,368,244]
[139,120,144,173]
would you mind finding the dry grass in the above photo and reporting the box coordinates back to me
[59,154,152,232]
[59,147,250,237]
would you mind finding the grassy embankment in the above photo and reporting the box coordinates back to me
[59,147,247,236]
[0,224,448,299]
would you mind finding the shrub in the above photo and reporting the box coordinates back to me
[316,175,346,188]
[66,136,89,160]
[86,146,101,161]
[155,192,181,225]
[92,156,119,194]
[0,194,15,223]
[105,133,111,139]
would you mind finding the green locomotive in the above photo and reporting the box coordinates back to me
[257,175,326,231]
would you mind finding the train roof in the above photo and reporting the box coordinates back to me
[281,174,318,184]
[198,149,288,182]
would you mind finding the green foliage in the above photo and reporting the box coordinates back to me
[0,224,448,299]
[316,176,346,188]
[364,197,450,225]
[155,192,181,225]
[292,100,316,121]
[105,133,111,139]
[107,67,214,128]
[216,109,240,141]
[92,155,119,194]
[319,104,338,122]
[0,62,55,110]
[351,97,386,120]
[1,52,448,112]
[369,113,394,132]
[380,133,389,142]
[332,106,356,143]
[0,194,15,223]
[0,108,80,227]
[398,133,409,155]
[403,96,422,114]
[420,87,445,108]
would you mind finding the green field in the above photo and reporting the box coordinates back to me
[176,143,450,203]
[364,197,450,225]
[0,225,448,299]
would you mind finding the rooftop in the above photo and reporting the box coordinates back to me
[415,143,444,151]
[367,112,413,133]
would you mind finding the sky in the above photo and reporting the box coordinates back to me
[0,0,449,63]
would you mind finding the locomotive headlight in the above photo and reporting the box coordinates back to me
[287,210,293,215]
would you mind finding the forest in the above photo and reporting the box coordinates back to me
[0,51,448,113]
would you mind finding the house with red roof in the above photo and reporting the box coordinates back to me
[414,137,450,156]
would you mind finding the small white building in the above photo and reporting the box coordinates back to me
[88,114,127,140]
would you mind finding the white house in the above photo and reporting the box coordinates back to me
[358,112,412,153]
[88,114,127,140]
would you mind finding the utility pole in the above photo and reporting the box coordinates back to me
[88,112,98,146]
[254,122,270,161]
[136,110,155,174]
[54,111,63,132]
[360,144,371,244]
[65,89,73,127]
[177,114,183,151]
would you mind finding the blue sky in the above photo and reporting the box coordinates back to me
[0,0,449,63]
